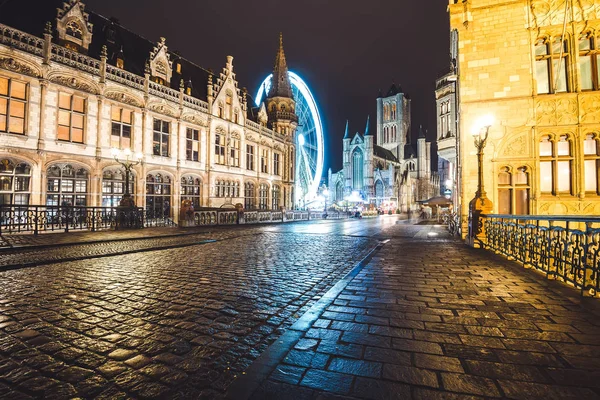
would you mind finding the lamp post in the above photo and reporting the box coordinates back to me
[111,148,143,207]
[323,189,329,218]
[468,115,494,247]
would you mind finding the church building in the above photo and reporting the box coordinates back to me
[328,84,438,212]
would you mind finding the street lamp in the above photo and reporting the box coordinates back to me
[468,115,494,247]
[111,148,143,207]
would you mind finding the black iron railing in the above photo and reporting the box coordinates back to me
[483,215,600,297]
[0,204,145,234]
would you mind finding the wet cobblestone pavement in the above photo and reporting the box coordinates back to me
[0,222,380,399]
[250,223,600,399]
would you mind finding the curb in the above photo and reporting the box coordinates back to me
[225,239,387,400]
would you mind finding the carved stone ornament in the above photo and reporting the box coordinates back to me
[580,93,600,125]
[181,113,207,127]
[535,96,577,127]
[231,131,241,139]
[0,57,40,77]
[246,135,257,143]
[501,134,528,158]
[147,102,177,118]
[50,75,97,94]
[105,91,143,108]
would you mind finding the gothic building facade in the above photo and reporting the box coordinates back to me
[328,85,438,212]
[0,0,296,222]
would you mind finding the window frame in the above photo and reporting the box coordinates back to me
[583,133,600,195]
[215,133,226,165]
[539,135,574,195]
[0,76,28,135]
[246,144,255,171]
[152,118,170,157]
[110,106,133,149]
[230,138,240,167]
[535,36,570,94]
[186,127,200,162]
[57,92,86,143]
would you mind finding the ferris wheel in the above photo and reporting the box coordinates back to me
[255,71,324,208]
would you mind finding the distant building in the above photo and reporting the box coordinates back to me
[328,85,438,212]
[0,0,296,223]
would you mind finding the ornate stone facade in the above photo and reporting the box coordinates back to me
[0,0,295,222]
[448,0,600,233]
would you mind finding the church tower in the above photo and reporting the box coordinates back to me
[376,84,411,161]
[265,33,298,136]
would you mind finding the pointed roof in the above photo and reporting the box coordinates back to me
[377,89,383,98]
[386,83,399,97]
[268,33,293,99]
[418,125,426,139]
[343,120,350,139]
[364,115,372,136]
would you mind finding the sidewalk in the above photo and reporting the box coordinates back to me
[232,223,600,399]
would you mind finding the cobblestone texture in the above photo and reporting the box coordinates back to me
[0,224,378,399]
[253,223,600,399]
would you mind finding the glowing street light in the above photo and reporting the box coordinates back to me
[111,148,143,207]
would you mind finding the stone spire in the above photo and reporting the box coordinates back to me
[268,33,293,99]
[418,124,426,139]
[364,115,371,136]
[344,120,350,139]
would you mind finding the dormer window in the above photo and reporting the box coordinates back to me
[151,77,165,85]
[116,58,124,69]
[185,87,191,96]
[66,21,83,40]
[176,63,182,74]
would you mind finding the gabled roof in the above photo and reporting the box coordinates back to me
[373,145,398,163]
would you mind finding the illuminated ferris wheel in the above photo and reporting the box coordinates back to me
[255,71,324,208]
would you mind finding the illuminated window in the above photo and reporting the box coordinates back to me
[0,159,31,205]
[215,133,226,164]
[539,135,572,194]
[352,149,364,189]
[226,93,232,119]
[58,92,85,143]
[261,149,269,173]
[152,119,170,157]
[579,33,600,91]
[234,109,239,124]
[186,128,200,162]
[116,58,124,69]
[273,152,280,176]
[244,182,255,209]
[535,37,569,94]
[66,21,83,40]
[176,63,182,74]
[145,173,171,218]
[181,176,201,208]
[246,144,255,171]
[46,164,89,206]
[230,138,240,167]
[102,167,134,207]
[498,167,530,215]
[0,77,27,135]
[218,102,224,118]
[272,184,280,209]
[111,107,132,149]
[584,134,600,194]
[259,183,269,210]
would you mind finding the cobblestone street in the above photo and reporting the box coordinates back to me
[1,217,600,399]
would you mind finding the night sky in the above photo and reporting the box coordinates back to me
[85,0,450,173]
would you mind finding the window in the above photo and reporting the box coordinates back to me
[261,149,269,173]
[181,176,201,208]
[58,92,85,143]
[244,182,255,209]
[46,164,89,206]
[111,107,132,149]
[0,77,27,135]
[498,167,530,215]
[352,149,364,190]
[535,37,568,94]
[234,109,239,124]
[584,134,600,194]
[579,33,600,91]
[230,138,240,167]
[146,173,171,218]
[0,159,31,205]
[215,180,238,198]
[175,63,182,74]
[153,119,170,157]
[259,183,269,210]
[273,153,280,176]
[186,128,200,162]
[272,184,280,210]
[289,150,294,179]
[226,93,232,119]
[116,57,124,69]
[218,102,224,118]
[246,144,255,171]
[215,133,225,164]
[539,135,572,194]
[102,168,134,207]
[66,21,83,40]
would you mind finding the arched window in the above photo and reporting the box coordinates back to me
[259,184,269,210]
[535,36,569,94]
[66,21,83,40]
[578,32,600,91]
[181,176,201,208]
[46,164,89,206]
[392,126,397,142]
[0,159,31,205]
[498,167,530,215]
[584,133,600,194]
[352,150,364,190]
[102,167,134,207]
[146,173,171,218]
[375,180,384,205]
[539,135,572,194]
[244,182,255,209]
[392,104,397,120]
[272,184,280,210]
[335,181,343,202]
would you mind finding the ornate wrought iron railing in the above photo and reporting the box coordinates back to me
[445,212,461,237]
[191,209,340,226]
[0,205,144,235]
[483,215,600,297]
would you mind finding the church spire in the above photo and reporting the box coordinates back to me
[268,33,293,99]
[364,115,371,136]
[343,120,350,139]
